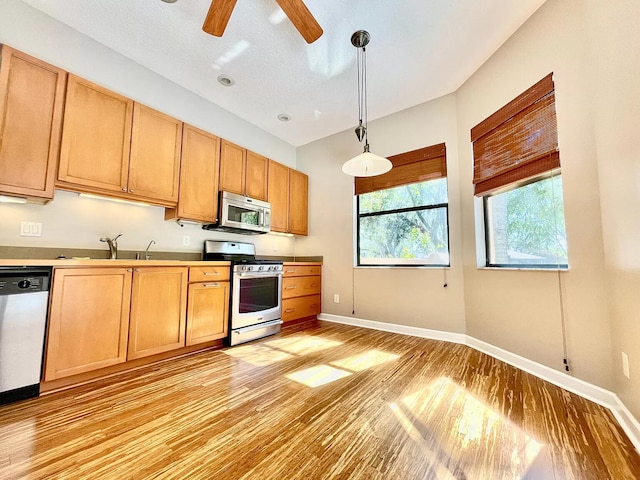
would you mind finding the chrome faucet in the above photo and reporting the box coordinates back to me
[144,240,156,260]
[100,234,122,260]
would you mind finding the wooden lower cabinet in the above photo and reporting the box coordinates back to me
[44,268,132,381]
[282,294,321,322]
[186,281,229,346]
[127,267,188,360]
[281,262,322,323]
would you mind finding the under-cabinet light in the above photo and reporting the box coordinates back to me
[78,193,151,207]
[268,231,294,237]
[0,195,28,204]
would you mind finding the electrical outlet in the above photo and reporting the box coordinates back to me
[20,221,42,237]
[333,294,340,303]
[182,235,190,246]
[622,352,630,379]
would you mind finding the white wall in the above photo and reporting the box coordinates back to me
[457,0,612,388]
[296,94,467,334]
[586,0,640,418]
[0,0,296,257]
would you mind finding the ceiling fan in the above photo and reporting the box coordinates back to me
[202,0,323,44]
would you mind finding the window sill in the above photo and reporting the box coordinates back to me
[355,265,451,270]
[477,266,568,272]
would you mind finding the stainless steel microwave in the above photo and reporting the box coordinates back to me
[203,191,271,234]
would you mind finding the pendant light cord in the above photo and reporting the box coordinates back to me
[363,46,368,145]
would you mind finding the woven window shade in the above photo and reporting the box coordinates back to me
[471,74,560,196]
[355,143,446,195]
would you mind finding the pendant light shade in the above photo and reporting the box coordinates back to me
[342,143,392,177]
[342,30,392,178]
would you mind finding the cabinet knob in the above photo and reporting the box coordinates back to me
[129,189,134,193]
[127,268,133,272]
[121,188,127,192]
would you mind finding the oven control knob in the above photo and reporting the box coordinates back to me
[258,266,264,271]
[241,266,248,272]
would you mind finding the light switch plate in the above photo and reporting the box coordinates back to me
[622,352,630,379]
[20,221,42,237]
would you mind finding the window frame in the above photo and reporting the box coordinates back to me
[355,180,451,268]
[482,173,568,269]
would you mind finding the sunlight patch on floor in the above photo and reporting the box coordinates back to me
[286,364,352,388]
[264,335,342,355]
[330,349,400,372]
[222,343,294,367]
[393,377,544,478]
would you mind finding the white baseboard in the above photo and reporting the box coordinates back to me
[318,313,467,344]
[318,312,640,453]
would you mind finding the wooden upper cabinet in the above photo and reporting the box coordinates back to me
[219,140,269,201]
[166,124,220,223]
[268,159,290,233]
[129,103,182,203]
[267,160,308,235]
[58,75,133,194]
[245,151,268,201]
[0,46,66,202]
[219,140,246,195]
[289,169,308,235]
[127,267,188,360]
[44,268,132,381]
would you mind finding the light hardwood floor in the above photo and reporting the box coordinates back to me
[1,321,638,479]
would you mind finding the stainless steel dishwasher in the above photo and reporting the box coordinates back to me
[0,267,51,405]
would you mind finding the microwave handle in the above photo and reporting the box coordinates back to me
[259,210,264,227]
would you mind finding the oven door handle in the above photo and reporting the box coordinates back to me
[233,319,283,335]
[235,272,283,279]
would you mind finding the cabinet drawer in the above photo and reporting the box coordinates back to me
[283,265,322,277]
[282,294,321,322]
[282,276,321,299]
[189,266,230,283]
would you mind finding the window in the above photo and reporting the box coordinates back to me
[484,175,567,267]
[472,74,568,268]
[354,143,449,267]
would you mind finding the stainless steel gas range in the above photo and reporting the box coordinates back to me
[203,240,283,346]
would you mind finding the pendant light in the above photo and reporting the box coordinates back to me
[342,30,392,177]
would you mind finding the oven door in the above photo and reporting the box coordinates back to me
[231,272,282,329]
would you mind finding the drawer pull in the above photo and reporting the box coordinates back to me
[311,269,319,273]
[310,304,319,308]
[285,269,296,273]
[284,308,296,313]
[203,283,219,287]
[285,286,296,290]
[204,271,220,276]
[310,283,319,287]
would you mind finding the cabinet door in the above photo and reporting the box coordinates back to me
[128,267,188,360]
[282,294,321,323]
[267,159,290,233]
[245,151,268,201]
[44,268,132,381]
[219,140,245,195]
[128,103,182,204]
[289,169,309,235]
[0,47,66,201]
[58,75,132,193]
[169,124,220,223]
[186,282,229,346]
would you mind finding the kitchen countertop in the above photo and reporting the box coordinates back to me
[0,259,231,267]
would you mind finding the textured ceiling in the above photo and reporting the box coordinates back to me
[20,0,547,147]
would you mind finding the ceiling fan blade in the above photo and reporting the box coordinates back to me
[202,0,237,37]
[274,0,323,44]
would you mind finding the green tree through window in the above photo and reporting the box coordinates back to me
[358,178,449,266]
